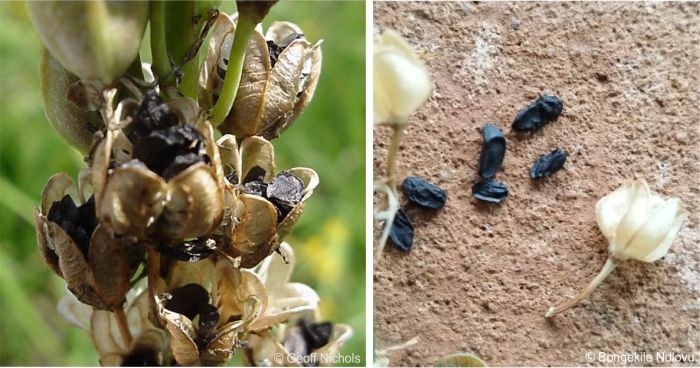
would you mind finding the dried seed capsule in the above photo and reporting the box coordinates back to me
[472,179,509,204]
[530,149,568,179]
[389,208,414,251]
[478,124,506,178]
[402,176,447,209]
[512,95,563,132]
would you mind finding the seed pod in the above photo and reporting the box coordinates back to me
[477,124,506,178]
[472,179,509,204]
[402,176,446,209]
[201,14,322,139]
[530,149,567,179]
[27,1,148,84]
[40,49,102,155]
[389,208,414,251]
[512,95,563,132]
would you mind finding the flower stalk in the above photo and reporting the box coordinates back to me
[149,1,172,82]
[546,257,617,318]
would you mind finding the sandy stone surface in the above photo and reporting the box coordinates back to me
[373,2,700,366]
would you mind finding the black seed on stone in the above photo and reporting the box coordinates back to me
[243,180,268,197]
[242,165,266,184]
[530,149,568,179]
[472,179,509,204]
[156,238,216,262]
[401,176,447,209]
[388,208,414,252]
[512,95,563,132]
[47,195,97,257]
[164,283,209,320]
[478,124,506,179]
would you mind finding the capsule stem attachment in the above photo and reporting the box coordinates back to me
[546,257,617,318]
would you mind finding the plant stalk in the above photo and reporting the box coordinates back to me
[149,1,172,82]
[546,257,617,317]
[210,14,256,127]
[385,124,405,190]
[114,307,133,348]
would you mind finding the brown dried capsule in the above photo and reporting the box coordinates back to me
[35,170,143,310]
[200,14,322,139]
[93,94,225,241]
[215,135,318,268]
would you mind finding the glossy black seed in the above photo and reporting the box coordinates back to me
[197,303,220,334]
[242,165,266,184]
[267,171,304,215]
[301,320,332,352]
[132,124,205,179]
[472,179,509,204]
[512,95,563,132]
[478,124,507,178]
[47,195,97,256]
[243,180,268,197]
[401,176,447,209]
[129,90,179,140]
[156,238,216,262]
[164,283,209,320]
[530,149,568,179]
[388,208,414,252]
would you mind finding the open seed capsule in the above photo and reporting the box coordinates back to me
[477,124,506,179]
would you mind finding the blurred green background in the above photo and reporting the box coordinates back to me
[0,1,365,365]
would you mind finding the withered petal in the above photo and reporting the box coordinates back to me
[98,164,166,238]
[88,225,132,309]
[213,261,267,325]
[167,163,224,239]
[155,293,201,366]
[290,42,322,127]
[34,212,62,276]
[91,310,128,359]
[41,172,79,214]
[230,194,278,268]
[216,134,241,180]
[157,180,193,240]
[92,129,114,206]
[240,137,275,183]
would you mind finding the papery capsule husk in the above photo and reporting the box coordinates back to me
[28,1,148,84]
[41,49,102,154]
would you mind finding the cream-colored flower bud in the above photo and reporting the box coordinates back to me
[28,1,148,84]
[200,14,322,139]
[596,179,688,262]
[40,49,101,154]
[373,30,431,125]
[546,178,688,317]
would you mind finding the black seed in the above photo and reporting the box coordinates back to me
[131,124,205,179]
[242,165,266,184]
[197,303,220,334]
[164,283,209,320]
[512,95,563,132]
[300,320,332,352]
[478,124,506,178]
[243,180,268,197]
[267,171,304,218]
[267,33,304,67]
[47,195,97,257]
[121,347,161,366]
[156,238,216,262]
[472,179,509,204]
[388,208,414,252]
[129,90,179,140]
[530,149,568,179]
[225,171,238,185]
[401,176,447,209]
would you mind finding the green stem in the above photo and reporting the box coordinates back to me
[0,176,35,225]
[210,14,256,127]
[149,0,171,81]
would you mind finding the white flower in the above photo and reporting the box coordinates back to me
[373,30,431,125]
[546,178,688,317]
[596,179,688,262]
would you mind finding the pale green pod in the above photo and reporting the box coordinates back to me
[28,1,148,84]
[40,48,101,154]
